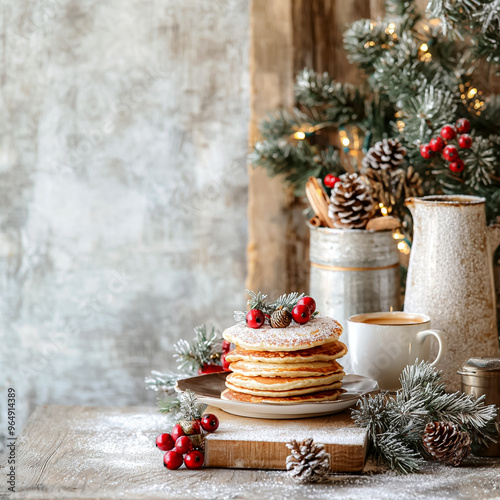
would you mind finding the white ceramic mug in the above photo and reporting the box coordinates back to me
[348,311,447,391]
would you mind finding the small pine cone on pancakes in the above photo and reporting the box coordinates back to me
[422,421,471,466]
[362,138,407,172]
[328,173,375,229]
[270,309,292,328]
[286,438,330,483]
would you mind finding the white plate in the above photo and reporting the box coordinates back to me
[176,373,379,419]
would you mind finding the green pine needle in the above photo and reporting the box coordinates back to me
[353,360,498,474]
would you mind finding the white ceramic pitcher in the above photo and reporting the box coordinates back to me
[404,195,500,390]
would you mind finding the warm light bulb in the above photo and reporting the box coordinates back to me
[419,43,428,52]
[294,131,306,140]
[341,137,350,147]
[381,206,388,216]
[467,88,477,99]
[398,241,410,254]
[385,22,396,35]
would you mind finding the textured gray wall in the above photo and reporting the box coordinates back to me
[0,0,249,440]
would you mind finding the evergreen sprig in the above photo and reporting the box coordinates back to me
[144,370,183,394]
[352,360,498,474]
[174,324,222,373]
[234,290,310,323]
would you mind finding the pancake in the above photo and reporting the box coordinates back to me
[226,371,344,391]
[225,341,348,364]
[229,360,343,378]
[222,316,342,352]
[225,380,342,397]
[221,388,345,404]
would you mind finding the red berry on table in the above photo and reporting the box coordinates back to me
[184,450,204,470]
[171,424,185,442]
[296,296,316,314]
[449,159,465,173]
[443,145,459,161]
[198,363,225,375]
[440,124,457,140]
[420,144,434,159]
[324,174,340,188]
[164,450,183,470]
[156,433,175,452]
[221,353,231,371]
[458,134,472,149]
[456,118,470,134]
[246,309,265,329]
[201,414,219,433]
[175,436,193,454]
[292,304,311,324]
[429,137,445,152]
[222,340,231,353]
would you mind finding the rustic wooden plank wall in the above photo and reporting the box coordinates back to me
[247,0,372,296]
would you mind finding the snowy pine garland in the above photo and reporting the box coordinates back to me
[251,0,500,223]
[352,360,498,474]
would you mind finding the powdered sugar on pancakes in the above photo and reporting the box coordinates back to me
[223,315,343,351]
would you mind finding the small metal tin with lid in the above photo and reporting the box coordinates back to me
[458,357,500,456]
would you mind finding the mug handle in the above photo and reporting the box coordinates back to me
[416,329,447,367]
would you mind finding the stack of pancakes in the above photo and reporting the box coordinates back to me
[221,316,347,404]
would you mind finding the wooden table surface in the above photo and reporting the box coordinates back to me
[1,405,500,500]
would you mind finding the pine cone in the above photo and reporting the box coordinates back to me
[363,168,394,209]
[362,138,407,172]
[423,421,471,466]
[270,308,292,328]
[328,173,375,229]
[392,166,423,201]
[286,438,330,483]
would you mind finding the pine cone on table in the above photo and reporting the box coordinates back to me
[362,138,407,172]
[286,438,330,483]
[422,421,472,466]
[392,166,424,201]
[328,173,375,229]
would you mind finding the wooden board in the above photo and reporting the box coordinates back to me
[204,406,367,472]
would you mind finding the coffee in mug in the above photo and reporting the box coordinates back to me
[348,311,447,391]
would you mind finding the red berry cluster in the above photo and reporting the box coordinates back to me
[324,174,341,189]
[156,414,220,470]
[246,296,317,329]
[198,340,232,375]
[420,118,472,174]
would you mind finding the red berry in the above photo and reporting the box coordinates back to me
[184,450,204,470]
[458,134,472,149]
[171,424,185,442]
[440,124,457,140]
[456,118,470,134]
[175,436,193,454]
[246,309,265,329]
[164,450,183,470]
[443,145,459,161]
[324,174,340,188]
[221,353,231,371]
[222,340,231,353]
[292,304,311,324]
[420,144,434,159]
[198,363,225,375]
[156,433,175,452]
[429,137,445,152]
[201,414,219,433]
[449,159,465,173]
[296,296,316,314]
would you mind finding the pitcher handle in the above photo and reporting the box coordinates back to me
[488,224,500,254]
[416,329,447,367]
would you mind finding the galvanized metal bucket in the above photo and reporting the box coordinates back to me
[308,223,401,371]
